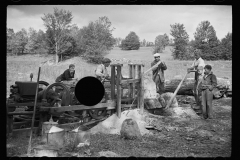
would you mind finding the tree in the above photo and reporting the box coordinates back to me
[120,31,140,50]
[41,7,73,63]
[193,21,221,60]
[142,39,146,47]
[75,16,115,58]
[115,37,122,47]
[153,33,169,54]
[14,29,28,55]
[7,28,16,54]
[221,32,232,60]
[170,23,189,60]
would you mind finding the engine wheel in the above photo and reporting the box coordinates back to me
[43,82,71,106]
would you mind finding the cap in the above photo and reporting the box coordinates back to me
[153,53,160,57]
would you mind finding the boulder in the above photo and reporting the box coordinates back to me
[120,118,142,140]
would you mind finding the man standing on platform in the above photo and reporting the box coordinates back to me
[151,53,167,108]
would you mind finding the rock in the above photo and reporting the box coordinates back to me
[160,92,178,108]
[120,118,142,140]
[98,151,120,157]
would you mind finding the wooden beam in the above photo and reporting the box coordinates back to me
[121,79,140,85]
[40,102,116,113]
[7,102,44,107]
[8,111,34,115]
[121,98,134,102]
[140,66,144,114]
[111,65,116,100]
[116,66,122,118]
[121,104,137,108]
[137,65,141,108]
[110,63,123,67]
[128,64,133,104]
[132,65,136,99]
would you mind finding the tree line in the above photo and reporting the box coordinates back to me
[7,7,232,62]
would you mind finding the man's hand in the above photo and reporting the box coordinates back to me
[208,85,213,91]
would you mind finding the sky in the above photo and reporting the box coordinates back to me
[7,5,232,42]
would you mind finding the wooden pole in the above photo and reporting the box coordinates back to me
[132,65,136,99]
[165,60,195,110]
[128,64,133,104]
[144,60,161,75]
[137,65,141,108]
[27,67,41,156]
[111,65,116,100]
[140,65,144,114]
[116,65,122,118]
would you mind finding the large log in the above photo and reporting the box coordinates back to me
[164,77,232,98]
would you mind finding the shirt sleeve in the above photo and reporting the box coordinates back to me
[211,74,217,88]
[95,65,104,77]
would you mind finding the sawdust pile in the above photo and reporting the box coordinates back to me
[90,109,152,136]
[171,106,200,119]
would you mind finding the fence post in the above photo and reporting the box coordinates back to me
[137,65,141,108]
[128,64,133,104]
[116,65,122,118]
[132,65,136,100]
[140,64,145,115]
[111,65,116,100]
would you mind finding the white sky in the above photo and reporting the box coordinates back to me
[7,5,232,42]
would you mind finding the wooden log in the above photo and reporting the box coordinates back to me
[8,111,35,115]
[164,77,232,98]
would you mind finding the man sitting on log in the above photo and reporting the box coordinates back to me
[187,50,205,109]
[199,64,217,119]
[151,53,167,108]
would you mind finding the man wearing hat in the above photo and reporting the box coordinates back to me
[151,53,167,107]
[187,50,205,110]
[95,58,112,82]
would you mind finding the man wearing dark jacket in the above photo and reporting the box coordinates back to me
[199,64,217,119]
[55,64,76,82]
[151,53,167,107]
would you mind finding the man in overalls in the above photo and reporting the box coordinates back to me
[199,65,217,119]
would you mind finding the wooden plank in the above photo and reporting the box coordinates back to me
[116,66,122,118]
[8,111,34,115]
[12,127,39,133]
[39,102,116,112]
[111,65,116,100]
[121,98,134,102]
[137,65,141,108]
[7,102,44,107]
[121,104,137,108]
[110,63,123,66]
[121,79,140,85]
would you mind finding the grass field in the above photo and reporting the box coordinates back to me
[7,46,232,97]
[6,46,232,157]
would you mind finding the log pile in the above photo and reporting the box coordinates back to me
[164,77,232,98]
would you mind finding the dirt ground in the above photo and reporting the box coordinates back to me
[7,97,231,157]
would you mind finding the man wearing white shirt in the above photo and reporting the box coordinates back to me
[187,52,205,108]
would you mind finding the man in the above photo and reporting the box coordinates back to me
[151,53,167,107]
[55,64,77,82]
[95,58,111,82]
[199,65,217,119]
[187,51,205,108]
[95,58,112,102]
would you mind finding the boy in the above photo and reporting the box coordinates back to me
[200,64,217,119]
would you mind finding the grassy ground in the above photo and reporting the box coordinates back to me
[7,46,232,157]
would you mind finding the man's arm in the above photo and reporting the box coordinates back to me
[63,69,73,80]
[95,65,104,77]
[151,62,158,72]
[161,62,167,70]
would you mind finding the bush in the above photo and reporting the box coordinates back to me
[120,31,140,50]
[83,55,104,64]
